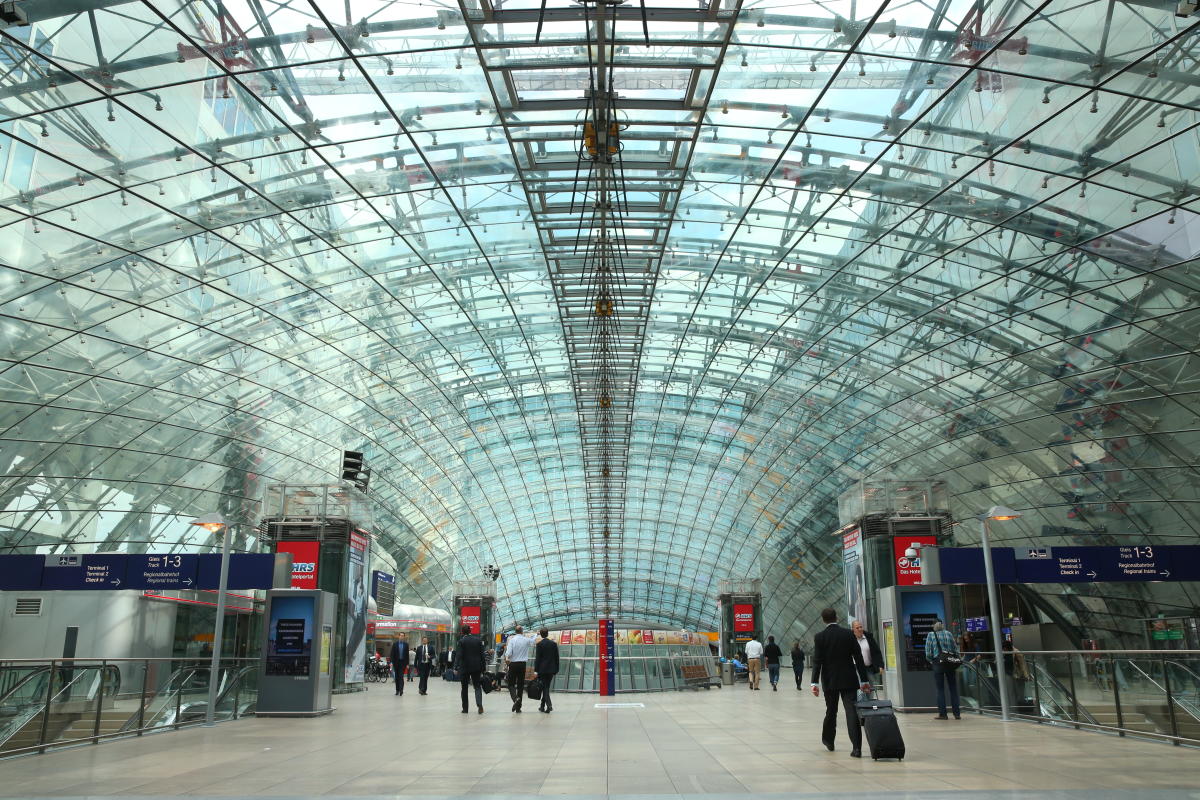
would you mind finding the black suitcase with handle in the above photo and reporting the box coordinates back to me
[856,694,905,760]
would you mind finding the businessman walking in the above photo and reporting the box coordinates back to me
[810,608,871,757]
[389,634,411,696]
[415,636,436,695]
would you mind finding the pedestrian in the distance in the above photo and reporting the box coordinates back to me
[744,635,764,690]
[503,625,533,712]
[763,635,783,691]
[389,633,410,696]
[810,607,871,757]
[453,625,486,714]
[415,635,436,695]
[791,640,806,690]
[533,627,559,713]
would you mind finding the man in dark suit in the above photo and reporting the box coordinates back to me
[453,625,486,714]
[810,608,871,757]
[533,628,560,713]
[389,634,410,696]
[415,636,436,695]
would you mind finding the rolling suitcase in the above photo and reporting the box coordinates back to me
[856,694,905,760]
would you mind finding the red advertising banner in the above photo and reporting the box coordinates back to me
[349,529,369,551]
[599,619,615,696]
[276,541,319,589]
[460,605,481,634]
[893,535,938,586]
[733,603,755,632]
[642,630,655,645]
[559,630,571,645]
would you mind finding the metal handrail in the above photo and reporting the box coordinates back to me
[1122,658,1200,725]
[1010,650,1200,655]
[0,667,51,706]
[1026,656,1099,725]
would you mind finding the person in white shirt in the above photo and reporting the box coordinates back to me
[744,636,765,690]
[850,620,884,686]
[503,626,534,712]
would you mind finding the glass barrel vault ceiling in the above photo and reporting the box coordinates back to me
[0,0,1198,644]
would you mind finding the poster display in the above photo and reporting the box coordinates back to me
[460,605,481,634]
[843,528,866,625]
[320,627,332,675]
[629,629,643,644]
[882,620,897,671]
[733,603,755,632]
[893,535,938,586]
[266,595,315,676]
[642,630,655,645]
[277,541,320,589]
[344,530,369,684]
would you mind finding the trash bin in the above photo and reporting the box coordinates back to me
[721,661,734,686]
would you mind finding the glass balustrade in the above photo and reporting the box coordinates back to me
[0,658,259,759]
[955,650,1200,746]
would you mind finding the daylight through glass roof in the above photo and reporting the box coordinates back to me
[1,0,1198,642]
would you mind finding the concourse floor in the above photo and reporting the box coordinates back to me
[2,678,1198,800]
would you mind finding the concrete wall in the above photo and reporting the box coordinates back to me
[0,591,177,662]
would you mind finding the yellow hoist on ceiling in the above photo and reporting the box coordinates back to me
[583,121,620,158]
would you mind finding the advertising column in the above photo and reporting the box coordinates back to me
[598,619,615,696]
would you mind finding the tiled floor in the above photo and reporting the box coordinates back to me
[2,679,1199,799]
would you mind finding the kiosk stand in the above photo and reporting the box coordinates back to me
[257,589,336,716]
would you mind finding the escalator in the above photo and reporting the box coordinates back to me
[0,665,121,755]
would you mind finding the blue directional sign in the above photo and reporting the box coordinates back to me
[39,554,128,590]
[0,553,277,591]
[196,553,276,590]
[123,554,200,590]
[935,544,1198,584]
[0,554,46,590]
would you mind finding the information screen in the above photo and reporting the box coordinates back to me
[900,591,947,672]
[266,595,315,676]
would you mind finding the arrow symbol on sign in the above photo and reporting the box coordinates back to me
[183,578,193,586]
[1086,571,1097,579]
[112,578,121,586]
[1160,570,1170,578]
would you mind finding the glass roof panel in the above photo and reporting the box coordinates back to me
[1,0,1197,641]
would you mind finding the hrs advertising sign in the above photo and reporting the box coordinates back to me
[460,605,481,634]
[893,535,938,586]
[276,541,320,589]
[733,603,755,632]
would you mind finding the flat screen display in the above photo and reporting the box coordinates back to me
[266,595,315,676]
